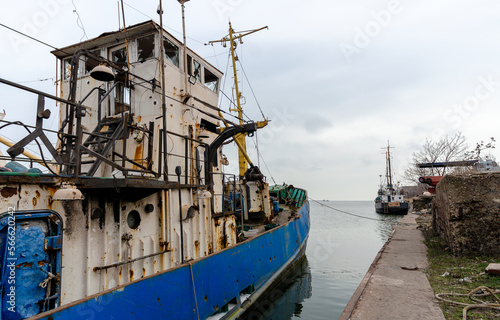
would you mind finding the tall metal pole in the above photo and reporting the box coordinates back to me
[179,0,190,97]
[208,24,268,178]
[159,0,168,180]
[387,146,393,187]
[384,141,393,188]
[228,23,249,178]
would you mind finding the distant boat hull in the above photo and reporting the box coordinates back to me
[375,201,409,215]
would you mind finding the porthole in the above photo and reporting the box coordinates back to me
[127,210,141,229]
[145,204,154,213]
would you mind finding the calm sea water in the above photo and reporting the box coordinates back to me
[243,201,403,320]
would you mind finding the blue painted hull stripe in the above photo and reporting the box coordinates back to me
[31,201,310,320]
[224,234,309,319]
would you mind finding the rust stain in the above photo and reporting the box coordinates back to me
[133,143,143,170]
[1,187,17,198]
[47,188,55,209]
[17,262,33,268]
[219,236,225,249]
[32,197,37,207]
[142,267,146,278]
[194,240,200,258]
[35,190,41,198]
[38,260,48,266]
[129,269,134,281]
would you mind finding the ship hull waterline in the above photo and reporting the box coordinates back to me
[375,202,409,215]
[31,201,310,320]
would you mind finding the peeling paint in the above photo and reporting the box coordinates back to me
[1,187,17,197]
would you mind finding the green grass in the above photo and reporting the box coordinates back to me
[425,236,500,319]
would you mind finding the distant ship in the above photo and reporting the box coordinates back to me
[0,9,309,320]
[375,142,409,215]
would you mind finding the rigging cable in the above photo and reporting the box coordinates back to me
[72,0,88,41]
[122,1,205,45]
[0,21,242,124]
[255,131,260,168]
[210,44,221,69]
[218,52,232,110]
[0,23,62,52]
[238,59,266,120]
[218,52,252,123]
[18,78,55,84]
[308,198,387,221]
[249,135,277,185]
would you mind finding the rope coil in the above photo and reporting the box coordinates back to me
[435,286,500,319]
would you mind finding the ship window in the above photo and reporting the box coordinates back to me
[109,45,130,114]
[163,38,179,67]
[84,50,101,75]
[204,68,219,92]
[187,55,201,83]
[137,34,155,62]
[63,58,71,79]
[200,119,218,134]
[114,85,131,114]
[112,47,128,69]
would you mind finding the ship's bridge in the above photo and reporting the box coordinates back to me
[50,20,224,181]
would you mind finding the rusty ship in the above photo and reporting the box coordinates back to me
[375,142,409,215]
[0,7,309,320]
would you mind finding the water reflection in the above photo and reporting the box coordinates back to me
[241,201,403,320]
[242,256,312,320]
[375,213,403,240]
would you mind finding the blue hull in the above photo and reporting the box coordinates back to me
[31,202,310,320]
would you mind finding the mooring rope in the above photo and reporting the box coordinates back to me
[308,198,386,221]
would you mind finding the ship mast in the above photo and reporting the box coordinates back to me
[384,141,394,189]
[208,23,268,178]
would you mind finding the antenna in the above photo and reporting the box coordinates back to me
[158,0,168,180]
[117,1,121,29]
[207,23,268,178]
[381,140,395,188]
[178,0,190,98]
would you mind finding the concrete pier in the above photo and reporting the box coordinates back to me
[340,213,445,320]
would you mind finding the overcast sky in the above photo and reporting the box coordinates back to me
[1,0,500,200]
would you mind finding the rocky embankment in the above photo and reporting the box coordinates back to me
[432,172,500,256]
